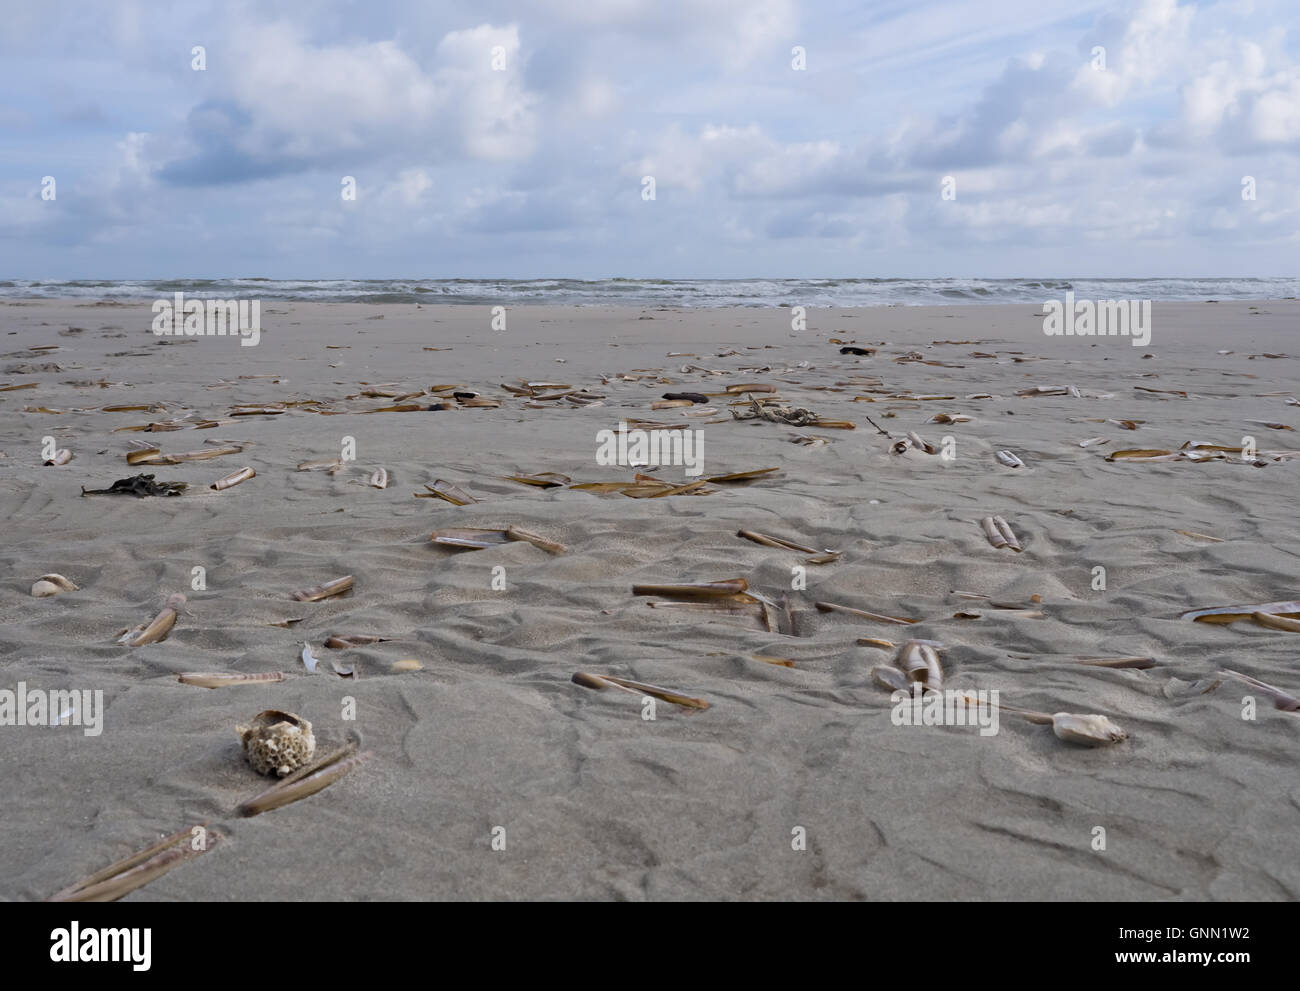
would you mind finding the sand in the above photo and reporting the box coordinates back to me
[2,298,1298,901]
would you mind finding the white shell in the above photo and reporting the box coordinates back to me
[1052,713,1127,746]
[301,642,320,673]
[32,574,78,597]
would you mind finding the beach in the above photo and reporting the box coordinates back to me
[3,297,1298,901]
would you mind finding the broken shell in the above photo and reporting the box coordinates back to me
[44,449,72,466]
[871,665,910,692]
[236,709,316,777]
[1050,713,1128,746]
[300,642,321,673]
[32,573,79,597]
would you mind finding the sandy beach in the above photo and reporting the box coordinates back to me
[2,297,1298,901]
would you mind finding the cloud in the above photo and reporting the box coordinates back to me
[157,20,538,186]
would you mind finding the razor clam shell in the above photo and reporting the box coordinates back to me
[237,751,367,818]
[291,575,354,601]
[50,828,220,902]
[981,516,1007,549]
[1181,600,1300,623]
[995,449,1025,468]
[993,515,1022,551]
[210,466,255,490]
[632,579,750,599]
[124,594,185,646]
[178,671,286,688]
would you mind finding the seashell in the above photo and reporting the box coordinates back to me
[44,448,73,466]
[980,515,1022,551]
[178,671,285,689]
[300,642,321,673]
[291,575,353,601]
[995,449,1025,468]
[896,640,943,689]
[122,592,185,646]
[369,467,389,489]
[906,431,937,454]
[236,709,316,777]
[871,665,910,692]
[32,573,78,597]
[48,824,220,902]
[324,633,390,648]
[237,742,364,817]
[329,657,356,679]
[210,466,255,490]
[1251,611,1300,633]
[1050,713,1128,746]
[392,659,423,672]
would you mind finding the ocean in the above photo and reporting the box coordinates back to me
[1,277,1297,307]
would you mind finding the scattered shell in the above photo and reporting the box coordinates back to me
[1251,611,1300,633]
[369,467,389,489]
[815,600,917,625]
[1182,599,1300,624]
[44,448,72,466]
[291,575,353,602]
[572,671,709,710]
[324,633,390,648]
[896,640,943,689]
[300,642,321,673]
[122,592,185,646]
[236,709,316,777]
[995,450,1025,468]
[871,665,910,692]
[237,739,364,817]
[1050,713,1128,746]
[178,671,285,689]
[980,515,1022,551]
[421,479,475,505]
[48,824,220,902]
[210,466,255,490]
[32,573,78,597]
[392,659,423,672]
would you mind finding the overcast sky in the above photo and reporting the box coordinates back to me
[1,0,1297,279]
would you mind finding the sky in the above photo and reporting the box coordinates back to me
[0,0,1297,279]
